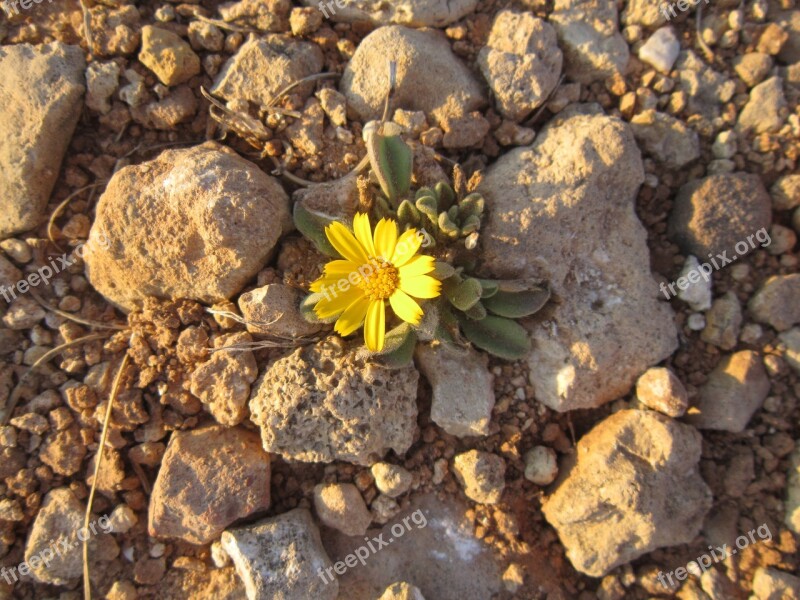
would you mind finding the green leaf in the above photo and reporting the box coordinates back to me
[458,193,485,218]
[377,322,417,368]
[438,213,459,238]
[432,261,456,280]
[292,203,339,257]
[483,287,550,318]
[434,181,455,210]
[366,132,412,202]
[460,215,481,235]
[415,187,435,200]
[397,199,420,226]
[477,279,499,298]
[415,195,439,221]
[464,300,487,320]
[299,293,337,324]
[458,314,531,360]
[447,277,483,311]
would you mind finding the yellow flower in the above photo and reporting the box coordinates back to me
[310,213,441,352]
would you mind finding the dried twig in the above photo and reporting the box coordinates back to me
[83,353,129,600]
[29,288,127,331]
[195,14,256,33]
[47,183,106,251]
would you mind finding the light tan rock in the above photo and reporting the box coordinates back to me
[542,410,712,577]
[749,274,800,332]
[371,462,413,498]
[84,142,291,311]
[341,26,486,126]
[635,367,688,417]
[479,106,677,411]
[249,337,418,466]
[139,26,200,86]
[313,483,372,536]
[302,0,477,26]
[0,43,85,238]
[238,284,322,338]
[148,425,271,544]
[452,450,505,504]
[686,351,770,432]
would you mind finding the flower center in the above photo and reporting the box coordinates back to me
[360,259,399,301]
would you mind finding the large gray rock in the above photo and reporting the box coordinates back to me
[550,0,629,83]
[541,410,712,577]
[341,26,486,126]
[415,344,494,437]
[301,0,477,26]
[685,351,770,432]
[630,110,700,169]
[477,10,562,121]
[737,76,788,134]
[84,142,291,311]
[148,425,272,544]
[668,173,772,259]
[212,35,324,107]
[479,106,677,412]
[0,43,86,239]
[221,508,337,600]
[249,337,419,466]
[25,488,118,584]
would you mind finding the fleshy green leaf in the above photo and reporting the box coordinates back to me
[438,213,459,238]
[366,132,412,202]
[460,215,481,235]
[415,187,435,200]
[377,322,417,368]
[464,300,487,320]
[477,279,499,298]
[292,203,339,257]
[458,314,531,360]
[483,287,550,318]
[397,199,420,226]
[416,195,439,221]
[458,193,485,218]
[447,277,483,311]
[432,261,456,280]
[435,181,455,210]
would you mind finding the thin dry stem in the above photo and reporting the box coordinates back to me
[47,183,105,251]
[83,353,129,600]
[29,288,127,331]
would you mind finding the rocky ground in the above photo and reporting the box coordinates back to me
[0,0,799,598]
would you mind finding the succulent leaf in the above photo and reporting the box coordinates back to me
[366,131,412,202]
[432,261,456,280]
[435,181,455,210]
[483,287,551,318]
[300,292,338,324]
[464,300,487,320]
[459,193,485,218]
[458,314,531,360]
[377,322,417,367]
[416,195,439,221]
[397,199,420,226]
[292,203,339,257]
[477,279,499,298]
[447,277,483,311]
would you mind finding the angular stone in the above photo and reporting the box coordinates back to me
[313,483,372,536]
[25,488,118,585]
[148,425,271,544]
[371,462,413,498]
[83,142,291,311]
[341,26,486,126]
[249,338,418,466]
[479,107,677,411]
[635,367,688,417]
[778,328,800,374]
[302,0,477,26]
[686,351,770,432]
[541,410,712,577]
[212,35,323,107]
[751,567,800,600]
[638,27,680,74]
[748,274,800,332]
[701,292,742,350]
[733,52,773,87]
[238,284,322,338]
[189,332,258,426]
[675,50,736,121]
[477,10,562,121]
[415,344,494,437]
[0,43,85,238]
[630,110,700,169]
[221,508,337,600]
[668,173,772,259]
[786,447,800,535]
[737,76,788,134]
[378,582,426,600]
[139,26,200,86]
[550,0,629,83]
[452,450,505,504]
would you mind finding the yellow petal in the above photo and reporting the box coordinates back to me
[391,228,423,266]
[364,300,386,352]
[323,259,360,277]
[334,295,371,336]
[397,254,435,278]
[373,218,398,261]
[314,286,364,319]
[352,213,376,257]
[326,221,369,264]
[389,289,423,325]
[399,274,441,299]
